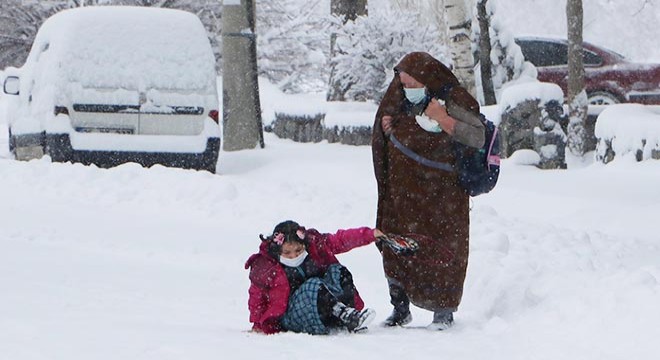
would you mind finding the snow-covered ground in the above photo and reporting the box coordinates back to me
[1,116,660,359]
[1,0,659,354]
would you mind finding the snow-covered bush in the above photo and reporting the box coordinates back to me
[0,1,67,69]
[330,6,448,102]
[473,0,536,104]
[595,104,660,163]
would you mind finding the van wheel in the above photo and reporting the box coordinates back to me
[204,162,217,174]
[45,133,73,163]
[8,127,16,154]
[201,138,220,174]
[588,91,621,105]
[198,157,217,174]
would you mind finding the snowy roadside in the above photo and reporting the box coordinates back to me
[1,131,659,360]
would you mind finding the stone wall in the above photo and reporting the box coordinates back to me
[500,98,568,169]
[595,135,660,164]
[593,105,660,164]
[499,99,540,157]
[270,103,604,171]
[269,112,372,146]
[596,138,660,163]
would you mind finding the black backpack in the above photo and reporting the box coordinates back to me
[453,114,501,196]
[388,113,501,197]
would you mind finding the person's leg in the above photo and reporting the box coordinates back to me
[318,284,376,332]
[332,301,376,332]
[281,278,329,335]
[382,278,413,327]
[320,265,376,332]
[428,307,455,331]
[322,264,356,307]
[337,266,357,307]
[317,285,340,327]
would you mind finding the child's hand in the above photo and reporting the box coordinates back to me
[373,229,385,238]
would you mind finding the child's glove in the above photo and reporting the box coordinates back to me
[377,234,420,256]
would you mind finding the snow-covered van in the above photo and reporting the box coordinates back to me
[2,7,220,172]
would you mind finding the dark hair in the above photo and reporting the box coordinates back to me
[259,220,308,259]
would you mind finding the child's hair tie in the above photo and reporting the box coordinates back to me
[273,232,285,245]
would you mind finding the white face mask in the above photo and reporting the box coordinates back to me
[280,250,308,267]
[415,115,443,133]
[404,87,427,104]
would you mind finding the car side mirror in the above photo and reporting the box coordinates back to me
[3,76,20,95]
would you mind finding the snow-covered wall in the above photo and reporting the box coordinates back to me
[499,82,564,117]
[595,104,660,162]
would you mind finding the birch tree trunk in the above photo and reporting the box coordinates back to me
[444,0,476,96]
[566,0,588,157]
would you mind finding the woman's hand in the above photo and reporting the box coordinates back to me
[424,98,456,135]
[381,115,394,135]
[424,98,448,120]
[373,228,385,238]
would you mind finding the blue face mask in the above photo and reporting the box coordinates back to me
[404,87,427,104]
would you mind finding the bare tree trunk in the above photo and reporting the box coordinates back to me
[566,0,588,157]
[327,0,367,101]
[331,0,368,22]
[444,0,476,96]
[476,0,496,105]
[222,0,264,151]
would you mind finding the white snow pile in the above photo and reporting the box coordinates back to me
[1,123,660,359]
[31,6,216,92]
[595,104,660,161]
[249,77,378,129]
[499,81,565,114]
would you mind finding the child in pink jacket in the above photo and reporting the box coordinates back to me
[245,220,383,335]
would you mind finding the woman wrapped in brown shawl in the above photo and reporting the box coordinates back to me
[372,52,485,330]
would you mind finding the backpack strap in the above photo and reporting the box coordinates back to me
[388,134,454,172]
[435,83,455,101]
[486,127,501,168]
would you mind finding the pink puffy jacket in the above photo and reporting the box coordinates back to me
[244,227,376,334]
